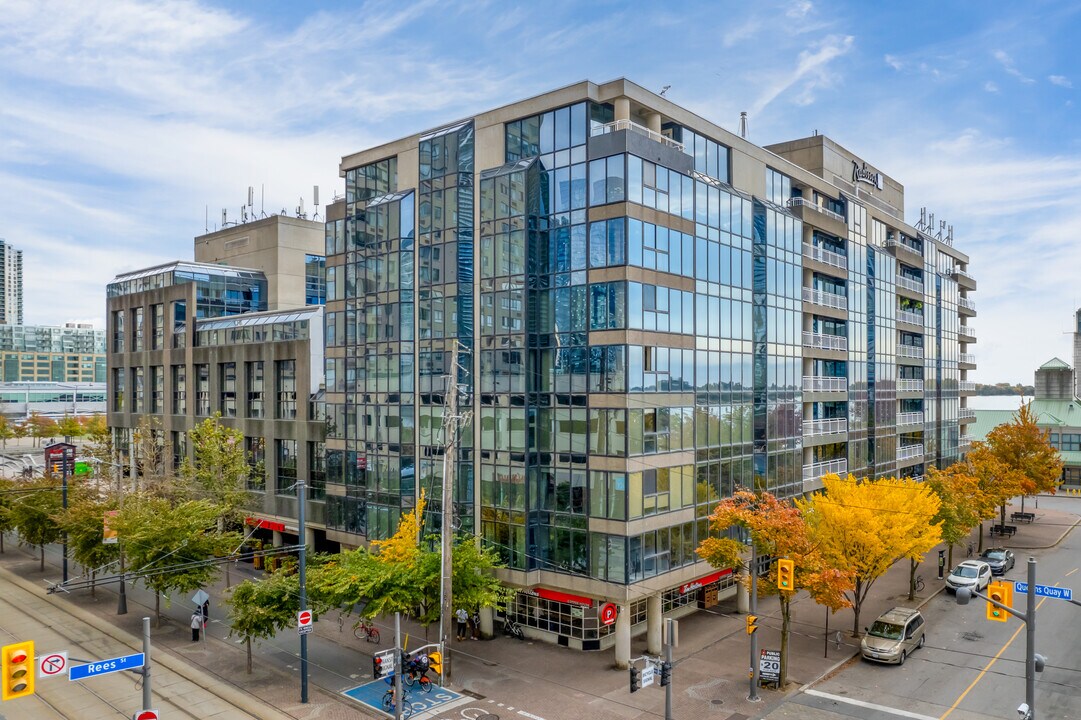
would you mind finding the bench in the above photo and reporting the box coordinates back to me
[990,524,1017,538]
[1010,512,1036,523]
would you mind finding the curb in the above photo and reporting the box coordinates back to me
[0,565,298,720]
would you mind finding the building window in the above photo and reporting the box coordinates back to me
[195,364,210,416]
[132,366,144,412]
[246,361,264,418]
[305,254,326,305]
[151,304,164,350]
[765,168,793,206]
[112,310,125,353]
[309,441,326,500]
[112,367,125,411]
[172,364,186,415]
[276,439,297,495]
[246,436,265,491]
[276,360,296,419]
[172,300,186,349]
[172,430,186,469]
[132,307,144,352]
[150,365,163,413]
[219,362,236,417]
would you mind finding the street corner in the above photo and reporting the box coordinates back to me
[343,678,464,717]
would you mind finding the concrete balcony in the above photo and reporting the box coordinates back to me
[896,275,925,295]
[959,380,976,393]
[803,418,848,437]
[897,310,924,327]
[591,119,684,151]
[959,407,976,420]
[960,353,976,367]
[887,236,924,261]
[804,458,848,482]
[802,242,847,271]
[803,331,847,352]
[898,345,925,359]
[953,268,977,290]
[803,376,847,393]
[897,411,925,428]
[898,444,924,462]
[959,325,976,340]
[898,379,924,393]
[959,435,973,452]
[958,296,976,315]
[788,197,846,223]
[803,286,847,311]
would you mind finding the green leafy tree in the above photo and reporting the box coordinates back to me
[180,414,251,527]
[9,477,64,570]
[0,476,15,552]
[227,572,304,673]
[63,493,121,598]
[0,415,15,449]
[113,496,239,625]
[56,415,84,439]
[23,413,59,448]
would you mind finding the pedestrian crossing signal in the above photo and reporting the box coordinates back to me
[2,641,34,701]
[746,614,758,635]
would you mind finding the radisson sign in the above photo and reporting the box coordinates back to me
[851,161,884,190]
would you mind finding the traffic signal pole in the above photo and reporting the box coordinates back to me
[748,543,760,702]
[664,618,673,720]
[298,475,308,704]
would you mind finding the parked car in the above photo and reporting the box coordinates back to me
[861,607,926,665]
[946,560,992,593]
[979,548,1015,576]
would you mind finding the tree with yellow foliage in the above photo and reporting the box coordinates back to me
[797,474,941,636]
[926,463,983,572]
[966,443,1021,553]
[697,490,851,687]
[985,402,1063,522]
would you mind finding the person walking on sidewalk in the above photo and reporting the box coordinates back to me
[455,608,468,641]
[191,610,204,641]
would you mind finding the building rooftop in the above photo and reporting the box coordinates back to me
[1039,357,1071,370]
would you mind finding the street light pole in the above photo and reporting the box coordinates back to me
[1025,557,1036,719]
[299,475,309,704]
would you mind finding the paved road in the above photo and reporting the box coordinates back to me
[766,500,1081,720]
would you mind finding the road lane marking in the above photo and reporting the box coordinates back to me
[803,689,938,720]
[939,595,1050,719]
[1066,568,1077,577]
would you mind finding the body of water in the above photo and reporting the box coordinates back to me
[965,395,1031,411]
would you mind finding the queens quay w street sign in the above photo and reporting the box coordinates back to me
[69,653,145,681]
[1013,581,1073,601]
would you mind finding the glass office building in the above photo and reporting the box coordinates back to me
[322,79,976,659]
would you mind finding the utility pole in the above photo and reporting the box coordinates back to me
[299,474,309,703]
[664,618,674,720]
[61,445,69,583]
[748,543,760,702]
[141,616,152,710]
[438,339,464,683]
[394,612,404,720]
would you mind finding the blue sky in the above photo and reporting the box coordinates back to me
[1,0,1078,382]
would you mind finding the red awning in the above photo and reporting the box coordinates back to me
[245,516,286,533]
[680,568,733,594]
[525,587,594,608]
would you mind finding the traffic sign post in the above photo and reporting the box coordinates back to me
[758,649,781,686]
[68,653,145,681]
[298,610,313,635]
[133,710,159,720]
[37,652,68,679]
[640,663,655,688]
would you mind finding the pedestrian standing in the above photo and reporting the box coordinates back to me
[471,610,481,639]
[455,608,468,641]
[190,610,203,641]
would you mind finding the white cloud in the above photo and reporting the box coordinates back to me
[984,80,999,92]
[884,54,904,71]
[1049,74,1073,88]
[749,35,855,115]
[786,0,813,19]
[993,49,1036,84]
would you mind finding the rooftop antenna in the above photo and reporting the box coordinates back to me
[205,205,209,233]
[247,186,255,220]
[739,111,748,139]
[660,85,671,97]
[221,208,228,228]
[261,184,267,218]
[313,185,321,221]
[296,197,306,219]
[241,205,247,223]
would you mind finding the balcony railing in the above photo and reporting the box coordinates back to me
[959,325,976,339]
[958,297,976,312]
[897,379,924,392]
[803,287,847,311]
[802,242,847,270]
[898,345,925,359]
[803,376,847,392]
[897,411,924,427]
[803,331,847,352]
[898,444,925,462]
[952,268,975,282]
[959,408,976,420]
[959,380,976,392]
[959,435,973,452]
[887,236,924,257]
[803,418,848,437]
[960,353,976,365]
[787,197,846,224]
[803,458,848,482]
[896,275,925,294]
[590,119,684,151]
[897,309,924,326]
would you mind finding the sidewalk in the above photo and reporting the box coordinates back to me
[0,497,1076,720]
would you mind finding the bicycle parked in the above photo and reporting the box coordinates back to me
[914,575,926,593]
[503,616,524,640]
[353,619,380,644]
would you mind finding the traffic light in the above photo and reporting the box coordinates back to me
[427,650,442,676]
[2,641,34,701]
[373,653,387,679]
[659,661,672,687]
[745,614,758,635]
[629,665,641,693]
[987,582,1011,623]
[777,558,795,591]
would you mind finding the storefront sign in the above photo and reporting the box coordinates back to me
[525,587,594,608]
[599,603,618,626]
[245,516,286,533]
[680,568,733,594]
[852,161,884,190]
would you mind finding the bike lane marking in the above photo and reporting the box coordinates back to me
[803,689,938,720]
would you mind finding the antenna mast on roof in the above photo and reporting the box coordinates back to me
[313,186,321,221]
[739,111,748,139]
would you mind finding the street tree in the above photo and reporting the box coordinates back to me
[985,403,1063,521]
[966,443,1021,553]
[112,496,239,625]
[180,414,251,527]
[62,492,121,598]
[0,476,15,552]
[797,474,942,636]
[23,413,58,447]
[9,477,64,570]
[227,572,304,674]
[56,415,84,439]
[697,490,851,687]
[0,415,15,449]
[926,463,983,571]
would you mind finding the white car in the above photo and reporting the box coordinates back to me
[945,560,992,594]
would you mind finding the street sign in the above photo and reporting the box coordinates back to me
[759,649,781,684]
[69,653,144,681]
[38,652,67,679]
[1013,581,1073,601]
[298,610,313,635]
[191,590,210,607]
[134,710,160,720]
[374,648,396,676]
[641,663,655,688]
[599,603,618,626]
